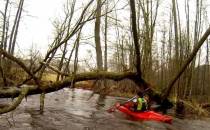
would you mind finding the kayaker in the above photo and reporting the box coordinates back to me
[132,92,149,112]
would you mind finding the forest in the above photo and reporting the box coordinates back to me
[0,0,210,129]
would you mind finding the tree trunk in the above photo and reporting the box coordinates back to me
[130,0,141,77]
[56,42,68,81]
[1,0,9,49]
[104,0,108,71]
[95,0,103,70]
[8,0,24,55]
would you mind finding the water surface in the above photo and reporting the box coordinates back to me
[0,88,210,130]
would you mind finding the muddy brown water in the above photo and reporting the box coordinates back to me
[0,88,210,130]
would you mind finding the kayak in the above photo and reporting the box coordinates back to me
[116,102,172,124]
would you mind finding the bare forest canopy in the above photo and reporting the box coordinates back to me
[0,0,210,114]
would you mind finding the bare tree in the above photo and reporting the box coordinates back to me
[0,0,10,86]
[137,0,159,82]
[0,0,9,49]
[56,0,76,81]
[8,0,24,55]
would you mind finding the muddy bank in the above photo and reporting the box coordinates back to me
[0,88,210,130]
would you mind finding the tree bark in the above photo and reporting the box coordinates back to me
[0,71,138,98]
[1,0,9,49]
[104,0,108,71]
[95,0,103,70]
[130,0,141,77]
[172,0,179,62]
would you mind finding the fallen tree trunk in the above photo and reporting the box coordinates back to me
[0,71,155,98]
[0,71,140,98]
[0,71,173,114]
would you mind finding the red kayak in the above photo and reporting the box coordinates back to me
[116,102,172,124]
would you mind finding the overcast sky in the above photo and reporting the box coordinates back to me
[17,0,66,55]
[1,0,210,64]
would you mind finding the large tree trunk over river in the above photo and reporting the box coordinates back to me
[0,71,147,98]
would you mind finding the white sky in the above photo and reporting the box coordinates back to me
[1,0,210,65]
[17,0,66,55]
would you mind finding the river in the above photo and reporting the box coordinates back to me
[0,88,210,130]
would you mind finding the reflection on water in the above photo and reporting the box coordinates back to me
[0,88,210,130]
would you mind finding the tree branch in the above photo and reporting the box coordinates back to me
[0,49,39,85]
[0,87,29,114]
[40,62,69,76]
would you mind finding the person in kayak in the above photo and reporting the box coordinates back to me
[132,92,149,112]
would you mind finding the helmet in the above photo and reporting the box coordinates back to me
[143,94,149,101]
[137,91,143,97]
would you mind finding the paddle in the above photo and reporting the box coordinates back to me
[107,95,137,113]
